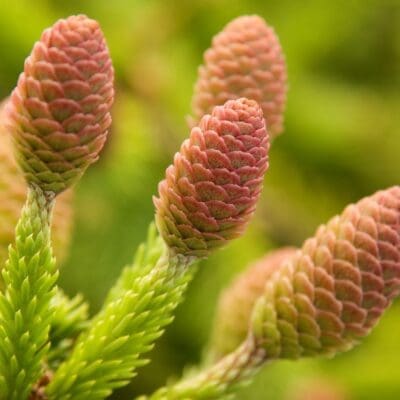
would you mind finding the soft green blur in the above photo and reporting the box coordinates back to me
[0,1,399,399]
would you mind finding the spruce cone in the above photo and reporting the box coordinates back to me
[211,248,296,357]
[5,15,114,194]
[251,186,400,359]
[0,100,74,265]
[154,98,269,258]
[191,15,287,139]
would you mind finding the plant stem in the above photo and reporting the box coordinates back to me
[0,184,57,400]
[46,225,196,400]
[139,335,265,400]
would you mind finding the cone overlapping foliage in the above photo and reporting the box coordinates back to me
[155,98,269,258]
[0,102,74,265]
[149,187,400,399]
[0,14,114,400]
[0,10,398,400]
[5,14,114,194]
[191,15,287,139]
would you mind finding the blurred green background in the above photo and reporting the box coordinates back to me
[0,0,399,399]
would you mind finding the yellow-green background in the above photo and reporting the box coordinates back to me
[0,0,399,399]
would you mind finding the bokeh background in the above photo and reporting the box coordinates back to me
[0,0,399,399]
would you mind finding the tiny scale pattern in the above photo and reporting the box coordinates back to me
[0,11,398,400]
[6,15,114,193]
[155,98,269,258]
[192,15,287,139]
[0,102,73,265]
[251,186,400,359]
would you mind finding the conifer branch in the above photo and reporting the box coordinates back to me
[0,184,57,400]
[46,224,196,400]
[48,290,89,368]
[139,336,265,400]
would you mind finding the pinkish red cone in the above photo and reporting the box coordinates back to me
[155,98,269,258]
[0,99,74,265]
[251,186,400,359]
[191,15,287,139]
[6,15,114,194]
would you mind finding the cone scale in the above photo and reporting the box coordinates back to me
[0,100,73,265]
[192,15,287,139]
[6,15,114,194]
[154,98,269,258]
[250,186,400,359]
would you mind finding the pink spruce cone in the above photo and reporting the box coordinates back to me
[211,247,296,357]
[6,15,114,194]
[191,15,287,139]
[0,100,74,265]
[250,186,400,359]
[154,98,269,258]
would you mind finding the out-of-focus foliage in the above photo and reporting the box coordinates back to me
[0,1,398,399]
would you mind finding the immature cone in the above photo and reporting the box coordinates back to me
[211,247,296,357]
[251,186,400,359]
[191,15,287,139]
[6,15,114,194]
[154,98,269,258]
[0,101,74,265]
